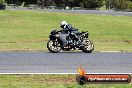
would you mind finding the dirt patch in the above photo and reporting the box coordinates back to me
[31,75,76,84]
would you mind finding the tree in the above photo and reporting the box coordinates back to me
[66,0,75,7]
[79,0,103,8]
[4,0,105,9]
[37,0,52,8]
[53,0,65,7]
[106,0,132,10]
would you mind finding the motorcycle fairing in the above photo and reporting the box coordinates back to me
[58,33,68,47]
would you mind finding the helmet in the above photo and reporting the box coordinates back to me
[60,21,67,28]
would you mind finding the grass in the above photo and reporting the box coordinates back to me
[0,10,132,51]
[0,74,131,88]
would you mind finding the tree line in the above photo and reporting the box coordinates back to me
[1,0,132,10]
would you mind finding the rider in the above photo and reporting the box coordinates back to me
[60,21,79,41]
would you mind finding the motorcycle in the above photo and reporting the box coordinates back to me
[47,29,94,53]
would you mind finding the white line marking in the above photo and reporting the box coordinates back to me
[100,51,122,52]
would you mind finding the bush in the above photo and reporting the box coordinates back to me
[126,1,132,11]
[0,0,5,4]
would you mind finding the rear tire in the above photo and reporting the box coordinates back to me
[81,39,94,53]
[47,40,61,53]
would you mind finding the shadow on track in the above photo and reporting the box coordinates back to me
[45,51,89,54]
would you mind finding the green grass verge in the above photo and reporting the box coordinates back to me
[0,10,132,51]
[0,75,132,88]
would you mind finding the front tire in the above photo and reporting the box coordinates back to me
[81,39,94,53]
[47,40,61,53]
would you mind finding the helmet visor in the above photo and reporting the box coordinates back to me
[60,25,65,28]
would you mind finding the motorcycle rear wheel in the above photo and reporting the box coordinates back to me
[81,39,94,53]
[47,40,61,53]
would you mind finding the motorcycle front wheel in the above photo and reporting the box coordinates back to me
[81,39,94,53]
[47,40,61,53]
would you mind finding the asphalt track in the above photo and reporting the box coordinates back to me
[10,8,132,16]
[0,51,132,73]
[42,9,132,16]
